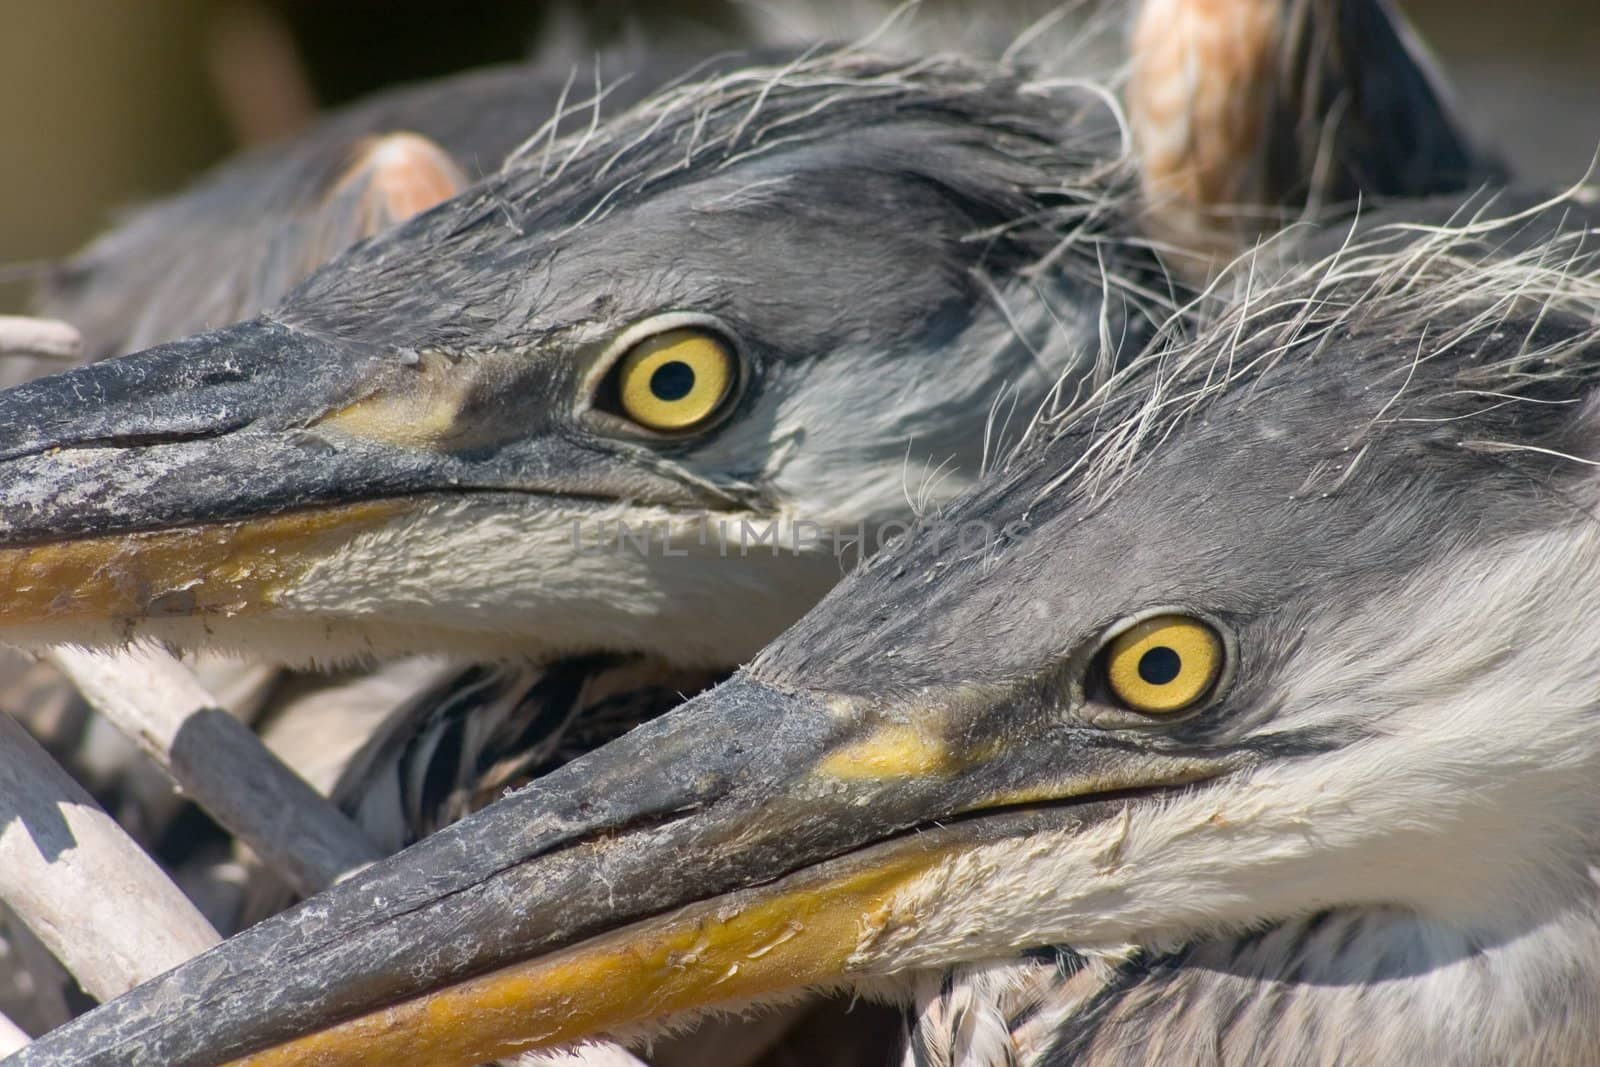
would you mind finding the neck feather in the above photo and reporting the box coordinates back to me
[902,898,1600,1066]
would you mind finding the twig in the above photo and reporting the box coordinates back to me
[46,648,384,896]
[0,317,82,361]
[0,1010,28,1056]
[0,711,219,1001]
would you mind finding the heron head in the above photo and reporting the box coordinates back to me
[22,201,1600,1067]
[0,53,1156,666]
[0,0,1497,667]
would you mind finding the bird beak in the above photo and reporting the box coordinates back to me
[0,321,395,633]
[15,674,1240,1067]
[0,317,722,654]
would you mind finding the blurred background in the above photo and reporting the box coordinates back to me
[1,0,1596,314]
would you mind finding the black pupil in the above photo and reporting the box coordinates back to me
[1137,646,1182,686]
[650,361,696,402]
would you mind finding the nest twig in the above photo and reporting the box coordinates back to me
[0,316,81,361]
[0,711,219,1003]
[0,1010,29,1055]
[47,647,385,896]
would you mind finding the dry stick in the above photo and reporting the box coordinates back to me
[0,711,220,1002]
[0,316,82,361]
[45,648,385,896]
[0,1011,29,1056]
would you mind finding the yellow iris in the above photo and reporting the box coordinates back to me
[616,328,735,432]
[1105,615,1223,714]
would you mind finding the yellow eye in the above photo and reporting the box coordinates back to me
[1105,615,1224,715]
[614,328,736,432]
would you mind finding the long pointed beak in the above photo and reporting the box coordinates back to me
[0,316,720,654]
[0,319,420,637]
[9,674,1240,1067]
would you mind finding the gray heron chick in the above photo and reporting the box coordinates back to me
[294,0,1512,869]
[0,0,1495,674]
[16,195,1600,1067]
[0,4,1506,1036]
[0,51,1152,668]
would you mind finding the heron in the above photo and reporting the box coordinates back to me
[259,0,1511,877]
[0,4,1499,1051]
[2,0,1490,821]
[13,189,1600,1067]
[0,0,1489,659]
[0,0,1497,1049]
